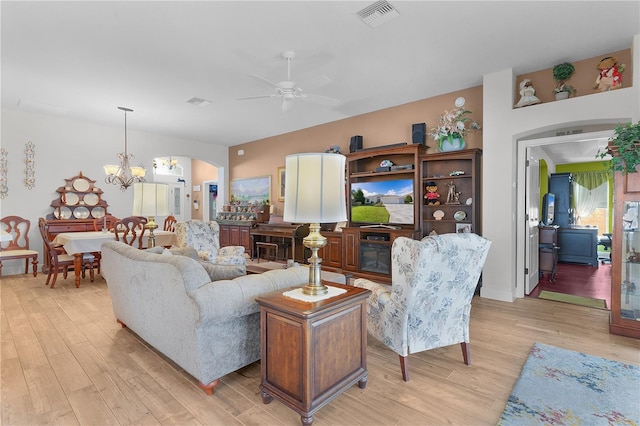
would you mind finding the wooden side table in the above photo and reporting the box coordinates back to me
[256,283,371,426]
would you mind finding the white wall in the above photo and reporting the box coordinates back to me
[481,34,640,302]
[0,109,229,275]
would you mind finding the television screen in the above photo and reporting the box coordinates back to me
[350,179,414,225]
[542,192,555,225]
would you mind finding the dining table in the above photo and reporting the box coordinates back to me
[52,230,177,287]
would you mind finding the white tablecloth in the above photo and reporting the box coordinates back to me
[53,230,177,254]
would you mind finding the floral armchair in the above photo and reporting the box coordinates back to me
[353,233,491,381]
[174,220,246,268]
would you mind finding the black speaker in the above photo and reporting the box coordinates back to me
[412,123,426,144]
[349,135,363,153]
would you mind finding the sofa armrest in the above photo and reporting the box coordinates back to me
[353,278,392,307]
[190,266,308,324]
[219,246,245,257]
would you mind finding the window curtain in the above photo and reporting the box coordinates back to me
[572,170,611,224]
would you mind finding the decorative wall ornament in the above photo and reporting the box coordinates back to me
[0,148,8,198]
[24,141,36,189]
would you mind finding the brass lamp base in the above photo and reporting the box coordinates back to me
[302,223,328,295]
[145,217,158,248]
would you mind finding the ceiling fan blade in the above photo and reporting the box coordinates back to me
[298,74,331,91]
[248,74,279,89]
[237,94,277,101]
[302,93,340,107]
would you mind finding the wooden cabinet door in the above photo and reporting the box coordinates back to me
[239,226,252,256]
[219,224,231,247]
[319,235,342,268]
[342,229,358,271]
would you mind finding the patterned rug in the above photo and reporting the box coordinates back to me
[498,343,640,425]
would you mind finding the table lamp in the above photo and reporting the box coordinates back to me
[132,183,169,248]
[283,152,347,295]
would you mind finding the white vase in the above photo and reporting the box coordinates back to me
[555,91,569,100]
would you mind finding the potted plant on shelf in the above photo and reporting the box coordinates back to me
[596,121,640,174]
[552,62,576,100]
[429,108,481,152]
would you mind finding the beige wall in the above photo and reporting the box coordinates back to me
[190,158,219,220]
[230,85,483,215]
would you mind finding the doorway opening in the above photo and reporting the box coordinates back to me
[517,129,614,307]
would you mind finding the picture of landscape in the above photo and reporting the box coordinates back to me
[350,179,414,224]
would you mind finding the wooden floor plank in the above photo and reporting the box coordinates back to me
[1,273,638,425]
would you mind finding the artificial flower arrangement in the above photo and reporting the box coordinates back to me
[429,108,481,151]
[324,144,342,154]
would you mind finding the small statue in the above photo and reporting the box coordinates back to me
[514,79,541,108]
[424,181,440,205]
[445,181,460,205]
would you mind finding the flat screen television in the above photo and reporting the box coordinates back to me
[541,192,555,226]
[350,178,414,225]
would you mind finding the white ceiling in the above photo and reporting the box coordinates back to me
[2,1,639,154]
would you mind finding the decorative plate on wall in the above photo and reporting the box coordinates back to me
[72,178,90,192]
[454,211,467,221]
[433,210,445,220]
[64,192,79,206]
[84,193,99,206]
[73,206,90,219]
[91,206,105,218]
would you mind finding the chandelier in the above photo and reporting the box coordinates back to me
[104,107,146,191]
[154,156,178,170]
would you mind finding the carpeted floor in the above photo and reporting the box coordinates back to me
[498,342,640,425]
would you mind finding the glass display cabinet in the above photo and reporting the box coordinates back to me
[610,172,640,338]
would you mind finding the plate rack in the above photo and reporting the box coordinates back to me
[49,172,109,221]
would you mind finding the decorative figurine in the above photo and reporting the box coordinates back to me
[445,181,460,205]
[594,56,625,92]
[514,79,541,108]
[424,181,440,205]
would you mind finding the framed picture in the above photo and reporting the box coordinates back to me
[231,175,271,204]
[277,166,285,201]
[456,223,472,233]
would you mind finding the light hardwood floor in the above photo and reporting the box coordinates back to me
[2,273,639,425]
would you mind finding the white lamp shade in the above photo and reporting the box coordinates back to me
[132,183,170,216]
[283,153,347,223]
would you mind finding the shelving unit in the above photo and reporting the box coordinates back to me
[344,143,426,282]
[420,149,482,237]
[49,172,109,222]
[610,171,640,339]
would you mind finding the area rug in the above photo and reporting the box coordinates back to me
[538,290,607,309]
[498,343,640,425]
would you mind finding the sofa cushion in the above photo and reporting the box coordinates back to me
[198,260,245,281]
[147,245,200,260]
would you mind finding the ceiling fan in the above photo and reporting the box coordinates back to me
[237,50,339,112]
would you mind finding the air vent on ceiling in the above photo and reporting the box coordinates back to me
[357,1,400,28]
[187,97,211,107]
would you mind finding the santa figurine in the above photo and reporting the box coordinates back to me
[594,56,625,92]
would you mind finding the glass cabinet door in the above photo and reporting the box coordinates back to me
[620,200,640,321]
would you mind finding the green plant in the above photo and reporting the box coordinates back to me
[596,121,640,174]
[552,62,576,94]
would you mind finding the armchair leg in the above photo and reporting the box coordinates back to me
[399,355,409,381]
[461,342,471,365]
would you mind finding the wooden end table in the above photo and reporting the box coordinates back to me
[256,283,370,426]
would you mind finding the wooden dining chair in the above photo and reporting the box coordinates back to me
[114,216,148,249]
[93,214,120,232]
[0,215,39,277]
[163,215,177,232]
[38,218,95,288]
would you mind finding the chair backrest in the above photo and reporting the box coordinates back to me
[113,216,147,249]
[93,214,120,232]
[174,220,220,252]
[1,215,31,251]
[390,234,491,349]
[163,215,177,232]
[38,217,58,264]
